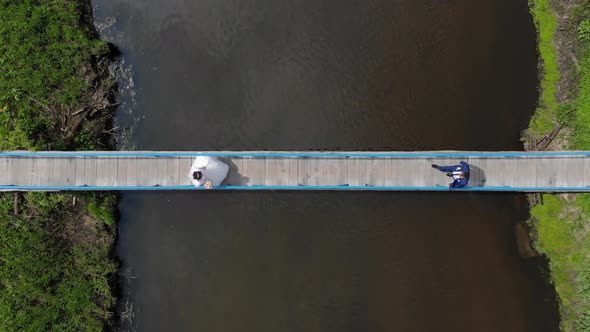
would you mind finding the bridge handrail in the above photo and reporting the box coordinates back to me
[0,184,588,191]
[0,150,589,158]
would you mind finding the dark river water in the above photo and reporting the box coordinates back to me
[93,1,560,331]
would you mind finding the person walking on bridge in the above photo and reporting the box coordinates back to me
[431,161,470,189]
[188,156,229,189]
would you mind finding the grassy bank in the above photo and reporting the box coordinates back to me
[528,0,590,330]
[0,0,118,331]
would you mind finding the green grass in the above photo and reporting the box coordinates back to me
[0,193,117,332]
[572,36,590,149]
[87,194,117,226]
[529,0,561,135]
[529,1,590,331]
[0,0,109,150]
[0,0,118,330]
[532,194,590,331]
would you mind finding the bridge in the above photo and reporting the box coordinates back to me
[0,151,588,192]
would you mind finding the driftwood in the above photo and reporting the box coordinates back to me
[13,192,20,215]
[526,125,562,152]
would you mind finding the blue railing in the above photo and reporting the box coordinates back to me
[0,185,588,192]
[0,151,589,158]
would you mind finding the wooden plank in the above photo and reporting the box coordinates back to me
[320,158,336,186]
[265,158,278,186]
[512,157,527,188]
[156,158,168,186]
[3,158,15,185]
[8,158,19,186]
[521,157,537,188]
[480,158,499,187]
[242,157,266,186]
[30,158,47,186]
[514,158,529,188]
[398,158,420,187]
[347,157,364,186]
[496,157,512,187]
[297,158,311,186]
[216,157,231,186]
[288,158,298,186]
[382,158,394,186]
[25,157,36,186]
[534,158,549,187]
[499,159,516,187]
[115,157,127,186]
[412,159,430,187]
[12,157,33,186]
[83,157,97,186]
[476,157,492,187]
[542,157,556,187]
[423,158,437,186]
[534,156,548,187]
[226,157,243,186]
[240,157,253,186]
[554,157,571,188]
[163,157,179,186]
[553,157,565,188]
[276,158,291,186]
[308,158,322,186]
[74,157,85,186]
[565,157,585,188]
[179,157,193,186]
[424,158,448,187]
[366,158,385,186]
[136,158,150,186]
[45,158,55,186]
[53,158,76,186]
[251,157,266,185]
[400,159,420,186]
[0,158,11,185]
[96,157,118,187]
[389,158,404,187]
[333,158,348,186]
[95,157,108,186]
[125,157,138,186]
[546,157,558,187]
[64,158,77,186]
[148,158,159,186]
[417,158,432,186]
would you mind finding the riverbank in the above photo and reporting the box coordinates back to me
[0,0,118,330]
[526,0,590,330]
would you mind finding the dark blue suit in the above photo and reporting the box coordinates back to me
[436,161,470,189]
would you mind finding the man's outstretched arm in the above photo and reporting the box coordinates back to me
[437,165,459,172]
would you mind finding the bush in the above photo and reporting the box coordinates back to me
[87,194,116,226]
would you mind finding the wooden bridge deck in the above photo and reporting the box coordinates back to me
[0,151,588,192]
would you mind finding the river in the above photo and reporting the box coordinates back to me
[92,1,560,331]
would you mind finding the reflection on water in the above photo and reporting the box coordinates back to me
[92,0,559,331]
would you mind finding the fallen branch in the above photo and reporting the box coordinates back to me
[13,192,20,215]
[27,96,53,113]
